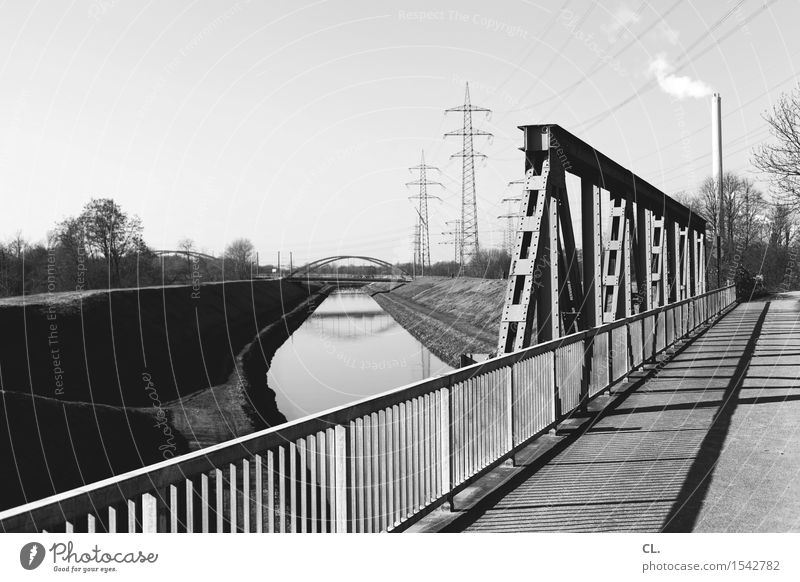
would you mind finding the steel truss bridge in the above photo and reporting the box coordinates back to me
[5,125,798,534]
[498,124,708,354]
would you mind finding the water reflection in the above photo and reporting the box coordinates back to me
[267,289,451,421]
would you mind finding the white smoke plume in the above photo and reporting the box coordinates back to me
[648,55,712,99]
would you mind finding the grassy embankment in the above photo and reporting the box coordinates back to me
[367,276,507,366]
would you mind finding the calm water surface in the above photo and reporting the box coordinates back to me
[267,289,451,421]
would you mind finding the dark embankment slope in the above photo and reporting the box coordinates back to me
[0,279,322,406]
[0,279,325,510]
[367,277,506,366]
[168,288,330,449]
[0,391,184,512]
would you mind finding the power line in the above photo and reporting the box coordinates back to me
[500,1,599,117]
[493,0,574,93]
[657,127,772,189]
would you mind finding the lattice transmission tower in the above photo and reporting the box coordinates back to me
[407,150,442,275]
[411,222,420,277]
[498,179,524,253]
[445,83,492,266]
[440,219,462,265]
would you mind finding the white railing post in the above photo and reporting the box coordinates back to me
[505,365,514,451]
[439,389,451,498]
[550,350,558,422]
[142,493,158,533]
[333,424,348,532]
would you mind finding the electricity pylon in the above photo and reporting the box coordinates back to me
[499,179,524,253]
[411,222,420,278]
[441,219,462,267]
[407,150,442,276]
[445,82,492,266]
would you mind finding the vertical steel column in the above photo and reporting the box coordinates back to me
[669,219,680,303]
[687,228,697,297]
[580,180,602,329]
[650,215,665,308]
[643,210,654,310]
[635,201,648,311]
[536,194,558,343]
[601,197,627,322]
[680,227,690,300]
[623,204,633,317]
[549,190,560,339]
[697,232,707,294]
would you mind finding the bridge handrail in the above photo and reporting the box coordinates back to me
[0,284,736,533]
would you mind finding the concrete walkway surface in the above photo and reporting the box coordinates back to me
[456,293,800,533]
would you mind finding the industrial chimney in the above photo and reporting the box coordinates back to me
[711,93,722,286]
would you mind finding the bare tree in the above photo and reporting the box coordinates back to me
[224,238,255,280]
[753,87,800,208]
[738,181,767,250]
[177,237,195,275]
[8,231,28,259]
[61,198,146,286]
[696,172,766,257]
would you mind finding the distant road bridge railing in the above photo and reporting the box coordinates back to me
[0,284,735,533]
[153,249,218,261]
[286,256,412,283]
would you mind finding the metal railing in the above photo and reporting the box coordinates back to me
[0,285,736,533]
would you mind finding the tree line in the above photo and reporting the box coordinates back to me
[0,199,261,298]
[677,172,797,294]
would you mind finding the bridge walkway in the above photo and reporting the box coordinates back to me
[451,294,800,533]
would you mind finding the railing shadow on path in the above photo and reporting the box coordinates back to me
[660,302,771,532]
[447,302,778,533]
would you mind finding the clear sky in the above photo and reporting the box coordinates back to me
[1,0,797,265]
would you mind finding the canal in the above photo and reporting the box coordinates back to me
[267,288,452,421]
